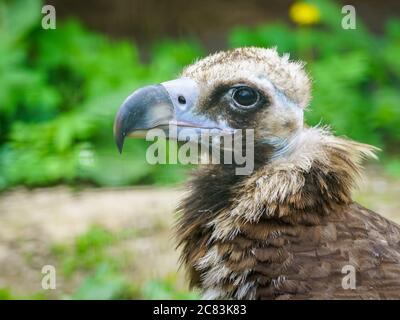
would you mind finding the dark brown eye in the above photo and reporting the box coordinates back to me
[178,95,186,104]
[232,87,259,107]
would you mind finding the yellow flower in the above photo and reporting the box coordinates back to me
[289,2,320,26]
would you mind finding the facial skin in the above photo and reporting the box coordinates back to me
[114,47,310,164]
[185,74,304,159]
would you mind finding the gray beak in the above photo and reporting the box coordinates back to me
[114,78,233,153]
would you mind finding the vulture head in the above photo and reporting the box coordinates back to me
[114,47,310,165]
[113,48,400,300]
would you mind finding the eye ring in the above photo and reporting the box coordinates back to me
[232,86,260,108]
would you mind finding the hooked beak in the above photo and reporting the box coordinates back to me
[114,78,234,153]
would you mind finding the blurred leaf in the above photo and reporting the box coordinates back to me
[0,0,399,189]
[142,275,199,300]
[71,264,129,300]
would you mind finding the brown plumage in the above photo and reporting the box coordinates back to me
[177,128,400,299]
[114,47,400,300]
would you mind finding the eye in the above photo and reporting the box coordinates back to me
[232,86,260,108]
[178,95,186,104]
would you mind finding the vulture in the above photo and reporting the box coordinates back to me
[114,47,400,300]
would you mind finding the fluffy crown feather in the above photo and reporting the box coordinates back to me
[182,47,312,109]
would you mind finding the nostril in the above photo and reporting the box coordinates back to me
[178,95,186,104]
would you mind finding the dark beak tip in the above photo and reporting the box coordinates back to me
[113,82,181,154]
[116,141,123,154]
[113,119,125,154]
[115,131,125,154]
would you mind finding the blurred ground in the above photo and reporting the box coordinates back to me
[0,166,399,298]
[0,186,187,298]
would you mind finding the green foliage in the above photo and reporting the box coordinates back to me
[70,263,136,300]
[1,0,400,190]
[52,225,131,277]
[51,226,137,299]
[50,225,196,300]
[0,0,203,189]
[230,0,400,169]
[0,288,15,300]
[142,275,200,300]
[0,287,46,300]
